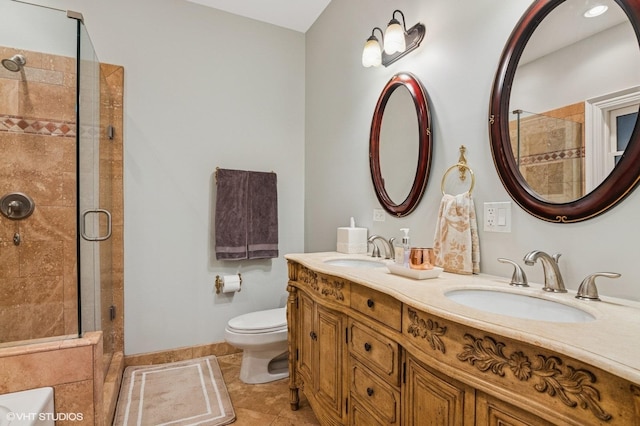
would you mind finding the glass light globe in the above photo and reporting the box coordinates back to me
[362,38,382,67]
[384,21,406,54]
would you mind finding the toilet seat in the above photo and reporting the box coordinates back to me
[226,307,286,334]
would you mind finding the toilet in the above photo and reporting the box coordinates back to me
[224,307,289,384]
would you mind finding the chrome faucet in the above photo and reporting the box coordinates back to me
[368,235,395,259]
[523,251,566,293]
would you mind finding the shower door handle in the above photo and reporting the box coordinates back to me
[81,209,112,241]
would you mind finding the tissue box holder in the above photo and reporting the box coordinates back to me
[336,227,367,254]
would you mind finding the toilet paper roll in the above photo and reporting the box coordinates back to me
[222,274,241,293]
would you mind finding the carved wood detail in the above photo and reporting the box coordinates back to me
[299,266,319,291]
[298,266,346,301]
[406,308,447,354]
[319,276,345,301]
[457,334,612,422]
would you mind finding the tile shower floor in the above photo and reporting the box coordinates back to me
[217,353,319,425]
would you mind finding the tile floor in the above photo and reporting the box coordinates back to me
[217,353,319,425]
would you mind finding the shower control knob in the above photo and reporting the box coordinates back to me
[0,192,35,220]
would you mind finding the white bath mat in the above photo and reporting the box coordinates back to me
[113,356,236,426]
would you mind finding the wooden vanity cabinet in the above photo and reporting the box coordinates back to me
[296,289,347,424]
[287,260,640,426]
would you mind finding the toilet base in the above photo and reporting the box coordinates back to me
[239,347,289,384]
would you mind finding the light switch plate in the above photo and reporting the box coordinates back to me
[373,208,385,222]
[484,202,511,232]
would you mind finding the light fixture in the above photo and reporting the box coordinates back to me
[362,9,425,68]
[584,4,608,18]
[362,27,384,68]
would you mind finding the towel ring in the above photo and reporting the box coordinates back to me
[441,163,475,195]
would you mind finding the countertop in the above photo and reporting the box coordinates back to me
[285,251,640,385]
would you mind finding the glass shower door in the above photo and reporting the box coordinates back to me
[77,19,115,369]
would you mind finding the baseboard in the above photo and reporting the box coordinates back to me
[123,341,241,367]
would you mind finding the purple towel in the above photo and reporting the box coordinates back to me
[215,169,278,260]
[215,169,249,260]
[248,171,278,259]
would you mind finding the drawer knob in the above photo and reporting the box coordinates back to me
[367,387,374,397]
[310,331,317,340]
[364,342,372,352]
[367,299,375,308]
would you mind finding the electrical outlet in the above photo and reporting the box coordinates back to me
[484,202,511,232]
[373,208,385,222]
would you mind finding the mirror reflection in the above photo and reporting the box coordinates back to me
[508,0,640,203]
[379,86,419,204]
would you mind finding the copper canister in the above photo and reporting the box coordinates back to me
[409,247,435,270]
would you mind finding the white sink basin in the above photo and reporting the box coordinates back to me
[324,258,386,268]
[445,289,595,323]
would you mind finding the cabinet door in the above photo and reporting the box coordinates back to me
[476,392,554,426]
[403,354,475,426]
[297,291,315,383]
[315,304,345,419]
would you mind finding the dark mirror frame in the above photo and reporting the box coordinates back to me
[489,0,640,223]
[370,72,432,217]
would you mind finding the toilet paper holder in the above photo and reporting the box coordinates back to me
[215,273,242,294]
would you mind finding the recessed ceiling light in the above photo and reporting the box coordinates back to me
[584,5,608,18]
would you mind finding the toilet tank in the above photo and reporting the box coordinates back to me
[0,387,55,426]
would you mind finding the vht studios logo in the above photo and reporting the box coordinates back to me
[5,411,84,422]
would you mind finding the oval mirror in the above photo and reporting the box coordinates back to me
[370,72,432,217]
[490,0,640,222]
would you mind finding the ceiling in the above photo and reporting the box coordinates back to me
[184,0,332,33]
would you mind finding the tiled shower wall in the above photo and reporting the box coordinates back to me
[0,46,79,342]
[509,102,585,203]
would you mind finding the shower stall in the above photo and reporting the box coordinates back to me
[509,109,584,203]
[0,2,123,420]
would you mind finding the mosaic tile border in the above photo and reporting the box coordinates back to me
[519,147,584,166]
[0,114,76,138]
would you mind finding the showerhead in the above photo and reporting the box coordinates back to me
[1,54,26,72]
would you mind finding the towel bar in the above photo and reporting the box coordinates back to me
[215,167,275,184]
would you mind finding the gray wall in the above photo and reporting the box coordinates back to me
[305,0,640,301]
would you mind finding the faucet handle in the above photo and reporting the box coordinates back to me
[576,272,621,301]
[388,237,396,259]
[368,241,381,258]
[498,258,529,287]
[552,253,562,263]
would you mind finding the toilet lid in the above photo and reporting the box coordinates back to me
[227,307,287,334]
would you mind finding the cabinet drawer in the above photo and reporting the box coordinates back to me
[349,358,401,424]
[349,398,387,426]
[349,320,400,385]
[351,284,401,331]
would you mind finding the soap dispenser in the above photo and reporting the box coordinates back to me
[400,228,411,268]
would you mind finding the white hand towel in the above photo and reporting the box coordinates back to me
[433,192,480,274]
